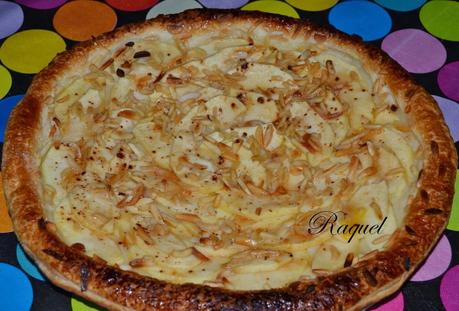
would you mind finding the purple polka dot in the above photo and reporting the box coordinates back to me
[199,0,249,8]
[382,29,446,74]
[15,0,66,10]
[438,61,459,102]
[369,291,404,311]
[0,1,24,39]
[441,265,459,311]
[434,95,459,142]
[411,235,451,282]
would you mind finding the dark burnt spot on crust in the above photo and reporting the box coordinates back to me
[344,253,354,268]
[417,169,423,181]
[43,248,64,261]
[404,240,418,247]
[166,23,184,34]
[313,32,327,43]
[420,189,429,203]
[37,218,57,233]
[363,269,377,287]
[425,208,443,215]
[405,225,416,236]
[306,284,316,294]
[100,268,122,286]
[71,243,86,252]
[405,88,416,99]
[80,263,90,292]
[438,163,446,177]
[404,257,411,271]
[38,217,47,229]
[430,140,439,155]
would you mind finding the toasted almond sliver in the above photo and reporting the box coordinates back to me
[117,110,140,120]
[129,256,154,268]
[246,182,268,196]
[358,166,378,178]
[370,201,384,220]
[217,142,240,162]
[99,58,114,70]
[263,124,274,148]
[191,247,210,262]
[134,226,155,245]
[312,269,331,276]
[56,94,70,103]
[213,194,221,208]
[117,184,145,208]
[236,177,252,196]
[372,234,391,245]
[175,213,201,223]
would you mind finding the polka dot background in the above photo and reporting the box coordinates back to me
[0,1,458,310]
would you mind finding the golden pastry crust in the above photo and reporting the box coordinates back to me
[2,9,457,310]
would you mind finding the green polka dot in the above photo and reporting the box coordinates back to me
[420,1,459,41]
[0,65,12,99]
[71,296,105,311]
[447,170,459,231]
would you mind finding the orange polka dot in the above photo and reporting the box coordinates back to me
[53,0,117,42]
[0,174,13,233]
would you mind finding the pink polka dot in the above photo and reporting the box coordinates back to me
[369,291,404,311]
[382,29,446,74]
[440,265,459,311]
[15,0,66,10]
[411,235,451,282]
[438,61,459,102]
[434,96,459,142]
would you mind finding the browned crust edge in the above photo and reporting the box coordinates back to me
[2,9,457,311]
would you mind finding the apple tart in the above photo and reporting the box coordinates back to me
[3,9,457,311]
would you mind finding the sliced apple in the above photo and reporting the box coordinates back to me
[233,63,293,90]
[373,127,414,180]
[133,122,171,169]
[41,145,76,204]
[54,78,91,120]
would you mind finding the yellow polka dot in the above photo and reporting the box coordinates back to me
[447,170,459,231]
[242,0,299,18]
[0,65,12,99]
[0,30,66,74]
[0,174,13,233]
[71,296,105,311]
[286,0,338,11]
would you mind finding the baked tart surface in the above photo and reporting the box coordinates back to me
[3,10,457,311]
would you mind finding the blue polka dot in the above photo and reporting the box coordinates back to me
[17,244,46,281]
[328,1,392,41]
[0,94,23,142]
[375,0,426,12]
[0,263,33,311]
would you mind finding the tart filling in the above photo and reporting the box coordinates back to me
[40,32,423,290]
